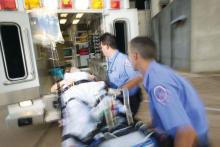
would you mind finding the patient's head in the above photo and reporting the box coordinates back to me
[64,66,95,81]
[65,66,80,73]
[64,67,89,81]
[70,67,80,73]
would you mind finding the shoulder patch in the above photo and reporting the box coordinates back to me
[153,85,168,104]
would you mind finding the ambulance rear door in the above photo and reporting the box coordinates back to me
[0,12,40,106]
[103,9,139,54]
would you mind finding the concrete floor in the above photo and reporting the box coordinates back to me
[0,72,219,147]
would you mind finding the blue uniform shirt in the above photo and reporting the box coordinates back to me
[143,60,208,145]
[107,50,141,96]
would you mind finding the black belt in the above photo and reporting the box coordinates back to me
[60,79,92,95]
[59,79,92,119]
[62,133,92,145]
[75,79,91,85]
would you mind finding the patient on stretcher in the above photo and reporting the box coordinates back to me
[50,67,159,147]
[50,67,96,93]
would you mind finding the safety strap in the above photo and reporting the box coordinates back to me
[57,79,91,119]
[56,80,64,118]
[111,126,136,137]
[60,79,92,95]
[88,125,146,147]
[62,134,92,145]
[75,79,91,85]
[93,94,106,107]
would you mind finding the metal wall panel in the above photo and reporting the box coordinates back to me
[159,4,172,66]
[171,0,191,71]
[152,0,191,71]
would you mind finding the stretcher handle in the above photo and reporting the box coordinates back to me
[122,88,134,125]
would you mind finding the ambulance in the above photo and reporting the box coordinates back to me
[0,0,148,127]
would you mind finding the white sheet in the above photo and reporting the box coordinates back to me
[63,71,90,81]
[61,81,106,147]
[62,99,97,139]
[62,81,106,107]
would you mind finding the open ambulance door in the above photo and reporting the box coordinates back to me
[0,12,40,106]
[103,9,139,54]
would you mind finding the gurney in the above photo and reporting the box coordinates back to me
[56,78,168,147]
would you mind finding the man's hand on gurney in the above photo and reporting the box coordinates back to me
[108,88,123,96]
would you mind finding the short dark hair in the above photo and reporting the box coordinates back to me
[100,33,117,49]
[129,36,156,59]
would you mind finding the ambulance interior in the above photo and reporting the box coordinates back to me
[57,13,103,68]
[57,12,128,68]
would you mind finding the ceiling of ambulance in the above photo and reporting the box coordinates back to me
[59,13,101,29]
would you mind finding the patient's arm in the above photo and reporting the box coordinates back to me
[88,74,96,81]
[50,79,75,93]
[51,80,65,93]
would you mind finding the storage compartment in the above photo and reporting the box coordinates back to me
[6,99,45,127]
[57,12,103,68]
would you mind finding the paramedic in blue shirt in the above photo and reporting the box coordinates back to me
[127,36,209,147]
[100,33,143,116]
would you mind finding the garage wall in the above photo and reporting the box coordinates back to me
[171,0,191,71]
[138,10,151,37]
[152,0,191,71]
[191,0,220,72]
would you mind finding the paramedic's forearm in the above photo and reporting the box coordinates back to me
[147,120,153,129]
[122,76,143,90]
[175,125,198,147]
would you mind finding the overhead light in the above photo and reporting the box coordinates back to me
[60,19,67,24]
[72,19,80,24]
[19,100,33,107]
[76,13,84,18]
[75,0,89,10]
[42,0,58,9]
[60,13,68,17]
